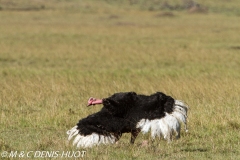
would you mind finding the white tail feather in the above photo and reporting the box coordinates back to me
[142,120,151,133]
[150,120,161,138]
[136,100,189,141]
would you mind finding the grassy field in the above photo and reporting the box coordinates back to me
[0,0,240,159]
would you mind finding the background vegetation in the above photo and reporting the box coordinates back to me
[0,0,240,159]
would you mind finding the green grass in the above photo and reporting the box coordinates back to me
[0,0,240,159]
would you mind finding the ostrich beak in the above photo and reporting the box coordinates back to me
[87,97,103,106]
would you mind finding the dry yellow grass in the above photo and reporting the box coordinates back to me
[0,0,240,159]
